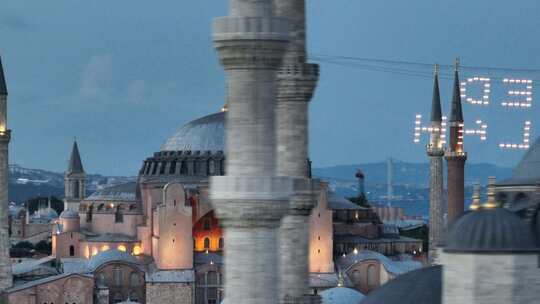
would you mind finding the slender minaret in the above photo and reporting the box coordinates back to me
[273,1,320,303]
[64,140,86,211]
[445,58,467,224]
[387,158,394,200]
[210,2,290,303]
[427,64,445,263]
[0,55,13,290]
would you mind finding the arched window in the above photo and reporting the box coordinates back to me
[367,264,377,287]
[97,272,106,286]
[86,204,93,222]
[218,238,224,250]
[69,245,75,257]
[113,267,123,286]
[208,159,215,176]
[130,272,141,287]
[204,238,210,250]
[204,219,211,230]
[73,180,80,199]
[169,160,177,174]
[180,161,188,175]
[115,206,123,223]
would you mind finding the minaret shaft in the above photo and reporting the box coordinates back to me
[445,64,467,224]
[427,69,444,264]
[274,1,320,303]
[211,2,291,303]
[0,56,12,291]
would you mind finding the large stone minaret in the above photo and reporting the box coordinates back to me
[0,55,13,291]
[210,1,291,303]
[273,0,319,303]
[445,59,467,224]
[64,140,86,211]
[427,65,444,264]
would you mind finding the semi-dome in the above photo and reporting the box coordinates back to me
[161,112,225,152]
[444,208,539,253]
[499,136,540,185]
[60,209,79,219]
[87,249,141,271]
[320,287,364,304]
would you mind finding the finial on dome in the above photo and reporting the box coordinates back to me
[483,176,499,209]
[470,183,481,210]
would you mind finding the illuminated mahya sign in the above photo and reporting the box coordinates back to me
[414,77,533,150]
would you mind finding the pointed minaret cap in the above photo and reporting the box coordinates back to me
[67,140,85,174]
[449,58,463,122]
[0,56,7,96]
[430,64,442,122]
[470,183,481,210]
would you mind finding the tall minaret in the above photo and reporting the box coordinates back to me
[445,59,467,224]
[0,55,13,290]
[273,0,320,302]
[210,1,290,303]
[427,64,444,264]
[64,140,86,211]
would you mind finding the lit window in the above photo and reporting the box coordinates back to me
[101,245,110,252]
[117,245,127,252]
[132,245,142,255]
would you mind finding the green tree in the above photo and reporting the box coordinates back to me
[13,241,34,250]
[35,240,52,254]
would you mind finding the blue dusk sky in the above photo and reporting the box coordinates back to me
[1,0,540,175]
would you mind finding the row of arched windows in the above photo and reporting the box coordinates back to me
[194,237,224,251]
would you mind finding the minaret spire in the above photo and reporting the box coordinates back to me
[445,57,467,224]
[427,64,444,264]
[68,140,84,174]
[431,64,442,122]
[64,140,86,211]
[0,56,7,96]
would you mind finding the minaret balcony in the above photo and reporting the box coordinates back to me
[426,144,444,156]
[0,129,11,143]
[444,150,467,159]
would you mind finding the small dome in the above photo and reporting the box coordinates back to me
[445,208,539,253]
[361,266,442,304]
[60,209,79,219]
[161,112,225,152]
[320,287,365,304]
[32,208,59,220]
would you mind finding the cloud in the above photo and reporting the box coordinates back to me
[125,79,146,105]
[0,13,31,30]
[80,54,113,99]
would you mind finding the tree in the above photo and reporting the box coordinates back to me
[13,241,34,250]
[35,240,52,254]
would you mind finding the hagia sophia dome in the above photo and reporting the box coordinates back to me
[160,111,225,152]
[139,111,226,179]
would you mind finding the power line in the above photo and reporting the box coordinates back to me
[312,53,540,74]
[312,55,540,82]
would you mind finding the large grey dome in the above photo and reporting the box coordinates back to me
[499,136,540,185]
[445,208,539,253]
[161,112,225,152]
